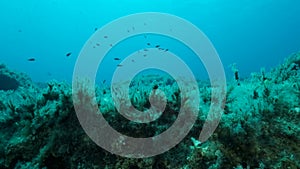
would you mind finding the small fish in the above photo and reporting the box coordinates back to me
[117,64,123,67]
[28,58,35,61]
[147,43,151,46]
[96,43,100,46]
[165,49,169,52]
[131,59,135,62]
[114,58,121,60]
[66,52,72,57]
[94,28,98,31]
[103,80,106,84]
[143,54,147,57]
[104,35,108,38]
[155,45,160,48]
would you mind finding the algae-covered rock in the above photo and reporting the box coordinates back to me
[0,64,33,91]
[0,52,299,168]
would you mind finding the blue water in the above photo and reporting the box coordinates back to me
[1,0,300,82]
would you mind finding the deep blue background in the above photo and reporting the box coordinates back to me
[0,0,299,82]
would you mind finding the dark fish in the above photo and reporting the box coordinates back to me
[103,80,106,84]
[114,58,121,60]
[155,45,160,48]
[66,52,72,57]
[96,43,100,46]
[117,64,123,67]
[165,49,169,52]
[147,43,151,46]
[28,58,35,61]
[104,36,108,38]
[94,28,98,31]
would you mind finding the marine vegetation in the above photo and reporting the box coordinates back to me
[0,52,299,168]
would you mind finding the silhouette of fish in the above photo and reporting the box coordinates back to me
[28,58,35,61]
[114,58,121,60]
[66,52,72,57]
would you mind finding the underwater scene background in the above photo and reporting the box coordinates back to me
[0,0,300,168]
